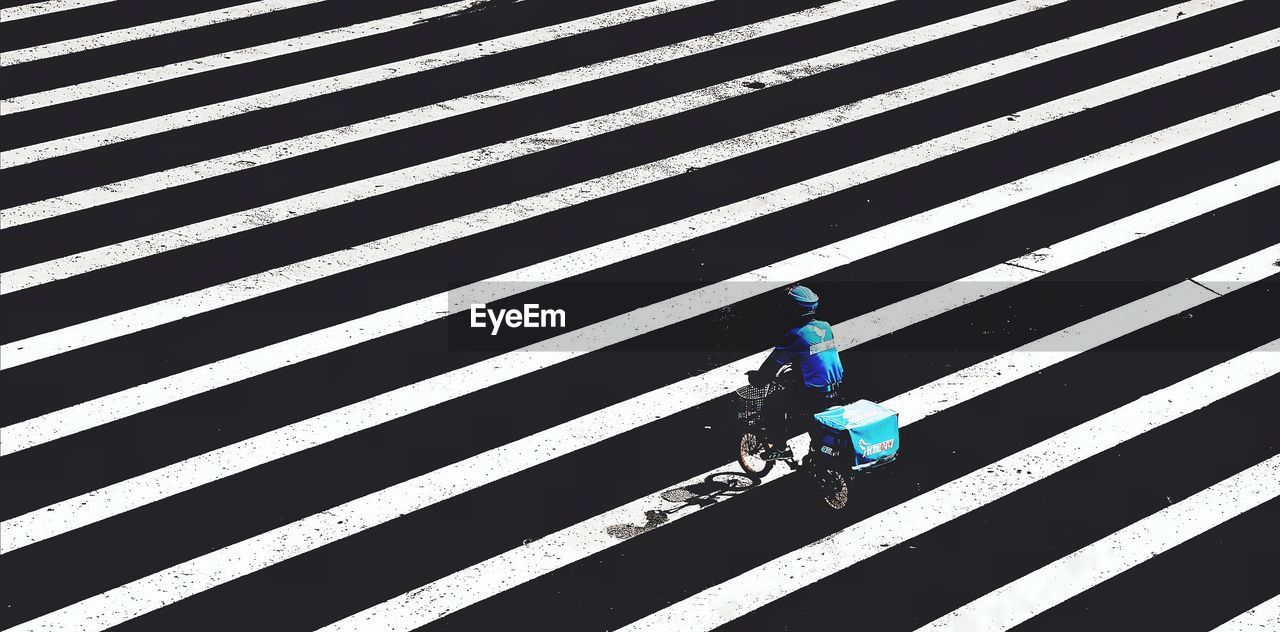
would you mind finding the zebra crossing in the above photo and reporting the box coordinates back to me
[1,0,1276,630]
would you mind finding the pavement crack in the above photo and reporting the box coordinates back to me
[1004,261,1045,274]
[1188,278,1222,296]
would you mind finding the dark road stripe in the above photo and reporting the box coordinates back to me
[2,181,1274,629]
[3,93,1276,529]
[1011,497,1280,632]
[418,290,1278,632]
[2,41,1275,427]
[0,0,545,97]
[101,263,1280,632]
[712,383,1280,632]
[1,0,266,51]
[0,0,822,152]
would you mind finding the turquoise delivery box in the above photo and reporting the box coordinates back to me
[812,400,900,467]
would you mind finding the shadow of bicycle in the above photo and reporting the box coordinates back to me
[605,472,759,540]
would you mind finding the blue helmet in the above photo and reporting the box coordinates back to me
[786,285,819,315]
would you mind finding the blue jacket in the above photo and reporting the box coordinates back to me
[767,318,843,389]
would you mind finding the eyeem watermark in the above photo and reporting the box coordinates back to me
[447,280,1251,352]
[469,303,566,335]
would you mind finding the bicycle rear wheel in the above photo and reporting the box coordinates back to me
[813,466,850,510]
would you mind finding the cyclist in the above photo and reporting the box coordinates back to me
[746,285,844,460]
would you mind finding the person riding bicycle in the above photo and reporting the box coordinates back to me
[746,285,844,460]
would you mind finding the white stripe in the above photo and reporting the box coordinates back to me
[0,0,1127,319]
[0,0,327,66]
[308,226,1280,632]
[0,0,1052,228]
[4,0,1120,226]
[3,3,1230,289]
[23,10,955,184]
[0,39,1271,448]
[3,0,849,168]
[0,0,707,118]
[618,330,1280,632]
[1212,595,1280,632]
[6,152,1273,571]
[0,0,112,22]
[915,463,1280,632]
[14,221,1276,632]
[0,0,900,173]
[1,96,1271,468]
[0,0,1104,286]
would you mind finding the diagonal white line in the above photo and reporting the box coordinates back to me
[3,0,1118,226]
[0,0,113,22]
[2,1,1232,284]
[914,460,1280,632]
[5,152,1274,569]
[0,0,909,172]
[0,0,809,154]
[6,26,1272,362]
[618,328,1280,632]
[307,224,1280,632]
[1212,594,1280,632]
[12,211,1276,632]
[0,0,327,66]
[0,0,1108,285]
[1,40,1274,452]
[0,0,708,117]
[0,1,1135,327]
[9,157,1270,553]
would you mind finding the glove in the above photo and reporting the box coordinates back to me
[747,370,770,388]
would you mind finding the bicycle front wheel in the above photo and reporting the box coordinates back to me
[737,431,774,477]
